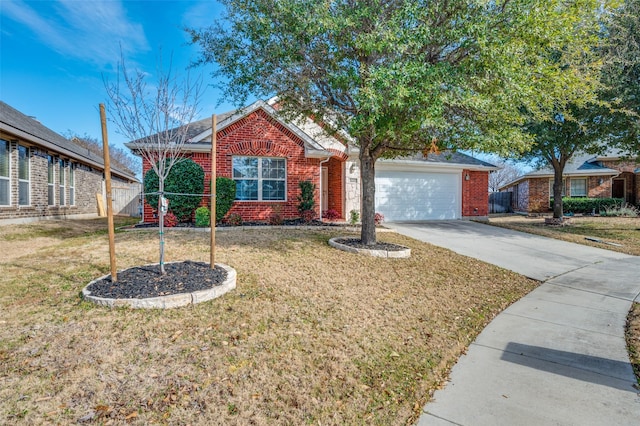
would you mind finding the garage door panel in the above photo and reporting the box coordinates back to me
[375,171,460,221]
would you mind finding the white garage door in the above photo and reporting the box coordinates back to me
[375,170,461,221]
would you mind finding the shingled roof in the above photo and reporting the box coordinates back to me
[0,101,137,182]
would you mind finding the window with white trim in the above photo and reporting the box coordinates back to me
[570,178,587,197]
[59,159,66,206]
[0,139,9,206]
[549,178,566,197]
[47,155,55,205]
[69,163,75,205]
[18,145,30,206]
[232,156,286,201]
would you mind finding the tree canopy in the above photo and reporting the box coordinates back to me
[190,0,606,243]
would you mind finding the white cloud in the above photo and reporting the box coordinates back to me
[2,0,149,67]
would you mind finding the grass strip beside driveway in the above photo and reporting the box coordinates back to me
[0,218,537,425]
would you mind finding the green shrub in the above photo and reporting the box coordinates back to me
[195,206,211,227]
[216,177,236,222]
[144,159,205,222]
[553,197,624,214]
[297,180,316,218]
[349,209,360,225]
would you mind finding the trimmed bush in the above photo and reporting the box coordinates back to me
[374,212,385,225]
[216,177,236,222]
[297,180,316,220]
[144,159,205,222]
[226,213,243,226]
[323,209,341,220]
[349,209,360,225]
[554,197,624,214]
[163,211,178,227]
[195,206,211,227]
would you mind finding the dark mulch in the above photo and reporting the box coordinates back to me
[334,237,408,251]
[86,261,227,299]
[132,219,346,229]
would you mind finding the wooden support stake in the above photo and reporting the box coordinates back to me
[210,114,217,269]
[99,104,117,282]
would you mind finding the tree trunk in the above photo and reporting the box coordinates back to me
[552,165,564,219]
[158,178,166,274]
[360,150,377,246]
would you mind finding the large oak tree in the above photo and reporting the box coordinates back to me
[190,0,604,244]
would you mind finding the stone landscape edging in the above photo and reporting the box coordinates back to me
[82,262,237,309]
[328,237,411,258]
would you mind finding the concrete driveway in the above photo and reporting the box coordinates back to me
[385,221,640,426]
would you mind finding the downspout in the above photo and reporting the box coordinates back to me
[319,157,331,220]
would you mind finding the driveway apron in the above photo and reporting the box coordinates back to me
[386,221,640,426]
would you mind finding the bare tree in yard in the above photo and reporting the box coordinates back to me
[487,158,524,193]
[104,55,203,274]
[189,0,606,245]
[63,132,140,176]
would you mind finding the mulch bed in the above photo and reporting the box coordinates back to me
[333,237,408,251]
[86,261,227,299]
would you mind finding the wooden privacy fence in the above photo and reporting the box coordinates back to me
[489,192,512,214]
[98,182,142,217]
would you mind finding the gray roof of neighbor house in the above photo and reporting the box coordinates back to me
[0,101,138,182]
[499,151,621,190]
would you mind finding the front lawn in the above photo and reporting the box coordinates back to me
[0,218,536,425]
[488,215,640,256]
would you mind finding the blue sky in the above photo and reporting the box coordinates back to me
[1,0,242,150]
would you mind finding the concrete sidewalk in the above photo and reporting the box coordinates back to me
[386,221,640,426]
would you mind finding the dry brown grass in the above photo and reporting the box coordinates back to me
[0,218,537,425]
[488,215,640,256]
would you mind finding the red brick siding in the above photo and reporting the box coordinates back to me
[461,170,489,217]
[586,176,611,198]
[142,110,326,222]
[326,157,343,218]
[527,178,551,213]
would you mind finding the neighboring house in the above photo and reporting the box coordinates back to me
[499,150,640,213]
[127,99,497,223]
[0,101,140,225]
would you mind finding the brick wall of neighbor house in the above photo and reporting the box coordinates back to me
[525,178,551,213]
[504,180,530,212]
[0,141,130,222]
[587,176,612,198]
[142,110,323,223]
[461,170,489,217]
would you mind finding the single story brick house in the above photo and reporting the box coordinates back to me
[127,99,497,223]
[499,150,640,213]
[0,101,139,225]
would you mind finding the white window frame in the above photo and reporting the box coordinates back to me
[47,155,55,206]
[232,156,287,201]
[69,162,75,206]
[0,139,9,206]
[569,178,587,197]
[59,158,66,206]
[18,145,30,206]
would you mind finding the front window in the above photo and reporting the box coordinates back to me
[59,159,66,206]
[570,178,587,197]
[69,163,75,205]
[18,145,30,206]
[232,156,286,201]
[48,155,55,205]
[0,139,9,205]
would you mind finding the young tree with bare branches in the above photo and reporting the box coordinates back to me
[104,54,203,274]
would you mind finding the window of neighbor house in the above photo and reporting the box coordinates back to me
[59,159,65,206]
[570,178,587,197]
[0,139,9,206]
[549,178,567,197]
[18,145,30,206]
[232,156,286,201]
[48,155,55,205]
[69,163,75,205]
